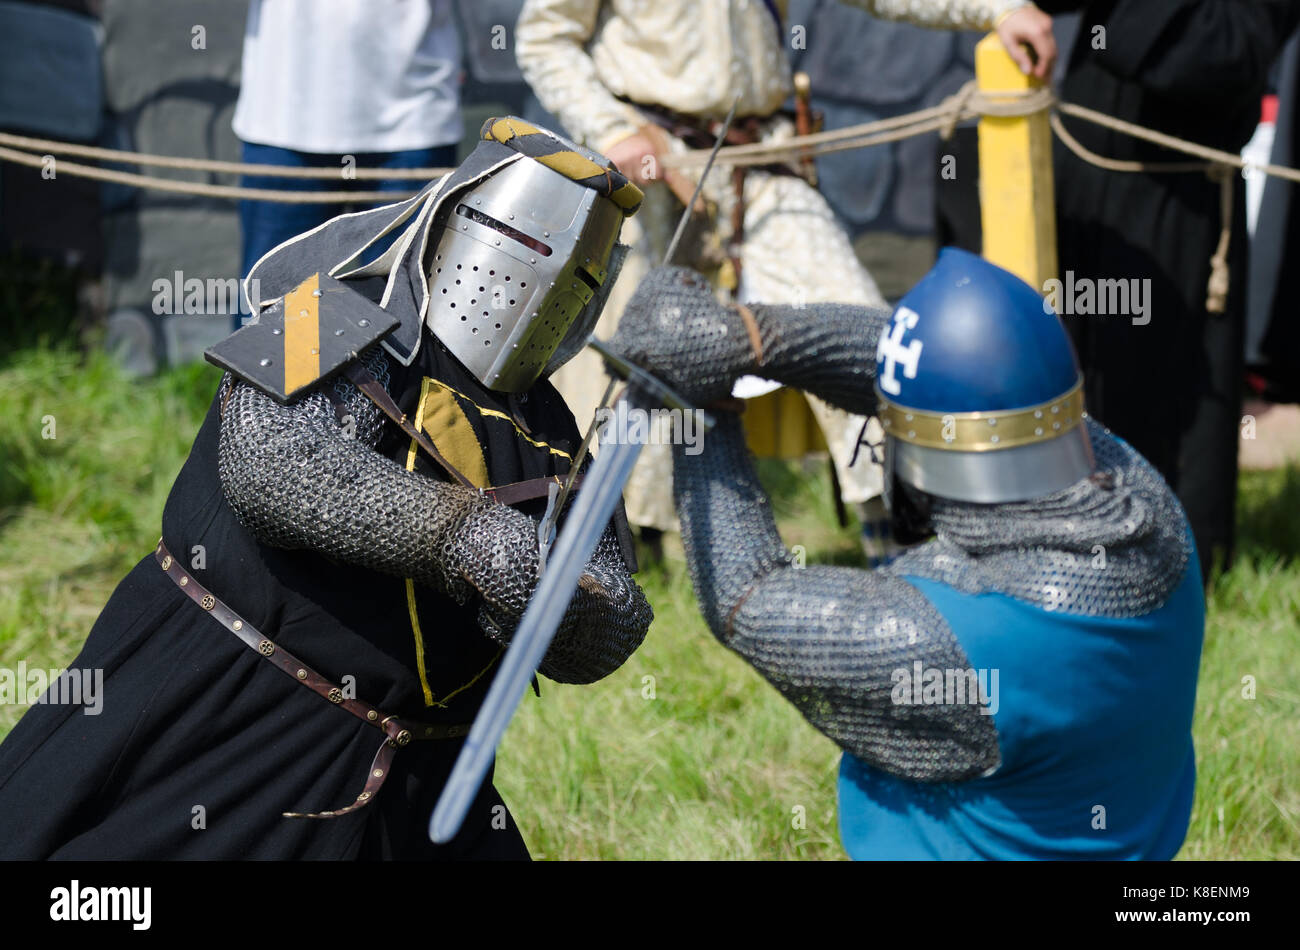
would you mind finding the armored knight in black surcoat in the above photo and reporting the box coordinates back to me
[0,118,652,859]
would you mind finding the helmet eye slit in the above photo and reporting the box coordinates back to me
[425,143,627,392]
[455,204,552,256]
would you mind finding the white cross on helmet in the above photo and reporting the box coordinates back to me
[877,306,924,396]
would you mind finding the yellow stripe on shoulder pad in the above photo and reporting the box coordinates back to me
[282,273,321,394]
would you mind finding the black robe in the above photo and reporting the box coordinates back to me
[0,338,584,859]
[1037,0,1300,577]
[1246,30,1300,403]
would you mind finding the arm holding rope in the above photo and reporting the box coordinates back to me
[515,0,646,155]
[841,0,1055,79]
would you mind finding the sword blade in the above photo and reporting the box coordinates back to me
[547,376,621,546]
[661,94,741,268]
[428,409,646,844]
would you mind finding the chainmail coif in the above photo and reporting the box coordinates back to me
[611,267,1194,783]
[894,418,1191,617]
[217,345,651,685]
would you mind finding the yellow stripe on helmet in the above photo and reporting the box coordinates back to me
[481,115,643,214]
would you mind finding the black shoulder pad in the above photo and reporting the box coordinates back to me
[204,272,400,404]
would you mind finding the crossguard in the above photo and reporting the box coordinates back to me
[589,339,716,430]
[536,480,560,573]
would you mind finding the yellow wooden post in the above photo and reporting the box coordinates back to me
[975,34,1057,289]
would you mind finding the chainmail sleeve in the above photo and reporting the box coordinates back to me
[674,413,1000,781]
[743,299,889,416]
[217,346,650,684]
[609,267,890,415]
[476,517,653,685]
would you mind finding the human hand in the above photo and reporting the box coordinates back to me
[605,132,662,184]
[996,3,1057,81]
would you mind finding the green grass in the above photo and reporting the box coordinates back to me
[1177,467,1300,859]
[0,325,1295,859]
[494,497,851,860]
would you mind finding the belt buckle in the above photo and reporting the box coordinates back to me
[381,715,413,748]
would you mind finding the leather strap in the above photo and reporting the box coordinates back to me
[729,166,747,294]
[483,472,583,507]
[154,539,469,819]
[732,302,764,368]
[626,99,767,149]
[345,361,584,507]
[623,98,804,175]
[344,361,475,489]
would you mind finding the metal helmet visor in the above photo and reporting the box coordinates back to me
[424,156,624,392]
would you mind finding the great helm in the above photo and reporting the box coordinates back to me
[875,247,1095,506]
[425,117,643,392]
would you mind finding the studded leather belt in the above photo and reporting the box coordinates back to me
[153,539,470,820]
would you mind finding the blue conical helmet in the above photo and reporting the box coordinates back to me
[875,248,1094,504]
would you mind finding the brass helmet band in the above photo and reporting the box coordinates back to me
[877,377,1086,453]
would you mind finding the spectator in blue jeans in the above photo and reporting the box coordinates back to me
[232,0,463,329]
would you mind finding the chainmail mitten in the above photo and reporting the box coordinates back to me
[674,413,1000,781]
[476,519,653,684]
[218,345,650,682]
[610,266,890,415]
[891,419,1193,617]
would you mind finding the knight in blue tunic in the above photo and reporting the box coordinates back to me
[609,248,1204,859]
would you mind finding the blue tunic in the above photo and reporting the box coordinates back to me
[838,539,1205,860]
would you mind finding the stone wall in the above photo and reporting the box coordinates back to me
[100,0,248,372]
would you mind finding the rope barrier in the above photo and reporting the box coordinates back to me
[1055,99,1300,184]
[0,144,419,203]
[1044,110,1237,312]
[0,81,1296,207]
[666,84,1057,168]
[0,130,452,180]
[662,80,1285,316]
